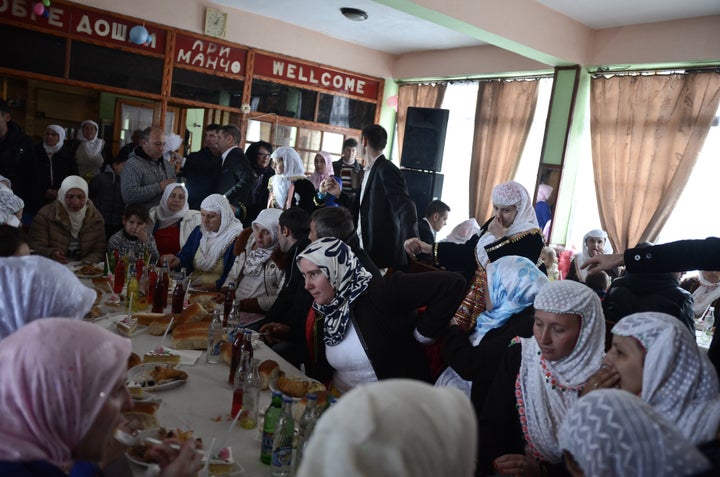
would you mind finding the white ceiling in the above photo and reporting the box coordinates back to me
[215,0,720,55]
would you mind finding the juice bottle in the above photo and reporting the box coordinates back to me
[113,258,126,294]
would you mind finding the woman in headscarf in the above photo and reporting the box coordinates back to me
[0,255,96,338]
[244,141,275,223]
[406,181,545,330]
[163,194,243,291]
[34,124,77,207]
[221,208,285,325]
[441,218,481,244]
[148,183,201,256]
[71,120,108,181]
[296,379,477,477]
[297,237,465,394]
[474,280,605,476]
[559,389,712,477]
[585,312,720,445]
[0,319,202,476]
[0,187,24,227]
[308,151,341,208]
[268,146,317,215]
[566,228,618,283]
[693,270,720,318]
[29,175,105,263]
[534,183,553,231]
[438,256,549,402]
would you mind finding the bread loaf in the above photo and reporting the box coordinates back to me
[134,312,169,327]
[188,292,223,313]
[258,360,280,390]
[127,352,142,369]
[172,322,210,350]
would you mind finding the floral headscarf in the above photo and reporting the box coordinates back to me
[611,312,720,444]
[470,255,548,345]
[0,319,131,468]
[308,151,333,189]
[196,194,244,271]
[559,389,711,477]
[0,188,24,227]
[244,208,282,277]
[297,237,373,346]
[518,280,605,463]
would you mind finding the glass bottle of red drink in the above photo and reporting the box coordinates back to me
[146,266,157,306]
[223,283,235,328]
[135,255,144,281]
[228,326,243,385]
[160,259,170,309]
[232,350,251,418]
[152,270,164,313]
[113,257,126,294]
[240,329,253,359]
[171,270,186,313]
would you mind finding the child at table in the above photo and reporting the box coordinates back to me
[108,203,159,264]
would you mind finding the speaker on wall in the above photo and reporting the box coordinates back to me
[402,169,444,218]
[400,107,449,173]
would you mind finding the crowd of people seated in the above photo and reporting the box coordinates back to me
[1,99,720,476]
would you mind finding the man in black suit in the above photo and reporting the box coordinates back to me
[181,123,221,210]
[214,124,253,223]
[419,199,450,245]
[323,124,418,271]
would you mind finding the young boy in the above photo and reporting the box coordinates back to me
[107,203,160,264]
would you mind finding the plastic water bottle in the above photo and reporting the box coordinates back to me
[704,306,715,336]
[260,391,283,464]
[206,308,223,364]
[271,396,295,476]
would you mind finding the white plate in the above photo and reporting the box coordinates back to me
[127,363,187,392]
[70,262,105,278]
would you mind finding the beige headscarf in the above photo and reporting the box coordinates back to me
[196,194,244,271]
[296,379,477,477]
[57,175,88,238]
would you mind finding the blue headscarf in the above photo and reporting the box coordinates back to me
[471,255,548,344]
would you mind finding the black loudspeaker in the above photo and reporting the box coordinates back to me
[400,107,449,172]
[402,169,444,218]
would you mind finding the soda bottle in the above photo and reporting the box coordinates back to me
[260,391,283,464]
[146,266,157,306]
[228,326,243,385]
[126,265,139,312]
[295,393,319,471]
[271,396,295,476]
[240,358,261,429]
[231,350,250,417]
[223,282,236,327]
[207,308,223,364]
[171,269,186,313]
[241,328,254,359]
[151,268,164,313]
[704,306,715,336]
[160,259,170,309]
[113,257,126,294]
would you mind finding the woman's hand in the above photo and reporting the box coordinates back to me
[581,253,624,273]
[51,250,68,264]
[579,366,620,397]
[148,439,203,477]
[487,216,507,238]
[161,254,180,269]
[323,177,341,198]
[259,322,290,346]
[493,454,541,476]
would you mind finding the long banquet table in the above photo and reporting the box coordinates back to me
[85,280,303,477]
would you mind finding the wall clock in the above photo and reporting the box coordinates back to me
[205,7,228,38]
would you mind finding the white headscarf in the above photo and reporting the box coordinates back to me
[297,238,373,346]
[296,379,477,477]
[43,124,66,156]
[243,208,282,277]
[559,389,711,477]
[0,319,131,469]
[57,175,89,238]
[611,312,720,444]
[196,194,244,272]
[574,229,613,282]
[271,146,306,209]
[0,188,24,227]
[519,280,605,463]
[164,133,183,155]
[155,183,189,229]
[0,256,96,339]
[442,218,481,244]
[692,271,720,317]
[475,181,539,267]
[77,119,104,159]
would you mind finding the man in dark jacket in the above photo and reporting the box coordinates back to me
[0,99,38,221]
[331,138,362,203]
[214,124,253,223]
[603,243,695,332]
[182,123,221,210]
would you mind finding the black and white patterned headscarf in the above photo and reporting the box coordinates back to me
[559,389,711,477]
[297,237,373,346]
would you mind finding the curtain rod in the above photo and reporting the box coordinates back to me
[590,65,720,77]
[397,73,552,86]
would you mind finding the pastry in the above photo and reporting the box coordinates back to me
[209,447,235,475]
[83,305,103,321]
[127,352,142,369]
[116,316,138,336]
[151,365,187,383]
[188,291,224,313]
[143,346,181,366]
[258,359,280,390]
[171,322,210,350]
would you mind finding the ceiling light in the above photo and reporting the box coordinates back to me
[340,7,368,22]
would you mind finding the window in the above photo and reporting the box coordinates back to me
[172,68,243,107]
[250,79,316,121]
[0,25,65,78]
